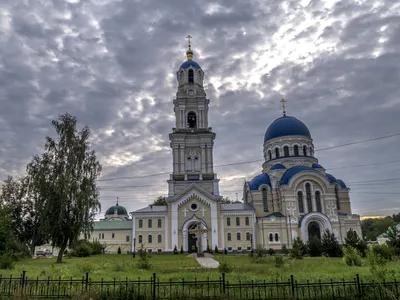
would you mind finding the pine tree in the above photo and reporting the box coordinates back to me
[290,237,306,259]
[344,229,367,257]
[321,230,342,257]
[307,237,322,257]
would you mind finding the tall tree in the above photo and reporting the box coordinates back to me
[384,224,400,255]
[321,230,342,257]
[26,113,102,263]
[152,196,167,206]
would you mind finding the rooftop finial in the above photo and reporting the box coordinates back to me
[116,197,119,206]
[280,98,286,116]
[186,34,193,60]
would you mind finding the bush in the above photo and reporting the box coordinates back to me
[173,246,178,255]
[89,240,105,255]
[307,237,322,257]
[71,243,93,257]
[218,260,232,273]
[255,246,266,258]
[343,246,362,266]
[214,245,219,254]
[321,230,342,257]
[78,262,95,273]
[0,253,15,270]
[344,229,367,257]
[267,248,275,256]
[281,245,288,255]
[275,255,284,267]
[137,245,151,270]
[290,237,306,259]
[371,244,394,261]
[117,247,121,254]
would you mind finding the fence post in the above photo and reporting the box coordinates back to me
[22,271,26,287]
[290,275,295,298]
[152,273,156,300]
[222,273,226,294]
[85,272,89,291]
[356,274,361,297]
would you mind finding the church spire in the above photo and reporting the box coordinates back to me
[280,98,287,116]
[186,34,193,60]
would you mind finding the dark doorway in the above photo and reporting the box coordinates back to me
[308,221,321,239]
[188,223,198,253]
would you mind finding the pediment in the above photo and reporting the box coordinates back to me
[168,182,220,207]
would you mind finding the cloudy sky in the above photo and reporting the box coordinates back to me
[1,0,400,217]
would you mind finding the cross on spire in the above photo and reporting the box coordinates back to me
[186,34,192,50]
[280,98,287,116]
[116,197,119,206]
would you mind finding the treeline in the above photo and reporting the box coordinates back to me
[0,113,102,267]
[361,213,400,241]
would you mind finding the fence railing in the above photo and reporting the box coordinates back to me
[0,271,399,299]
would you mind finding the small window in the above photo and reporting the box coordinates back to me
[187,111,197,129]
[306,183,312,212]
[157,249,162,253]
[298,191,304,214]
[284,146,289,157]
[157,219,162,228]
[236,217,240,226]
[335,185,341,211]
[101,233,104,239]
[316,191,322,213]
[228,247,232,251]
[303,145,307,156]
[237,233,241,240]
[275,148,280,158]
[294,145,299,156]
[268,150,272,160]
[126,236,130,242]
[227,233,231,241]
[139,219,143,228]
[148,249,152,254]
[227,217,231,226]
[247,246,251,250]
[269,233,273,242]
[148,235,152,243]
[275,233,279,242]
[112,233,115,239]
[188,69,194,83]
[262,188,268,212]
[138,235,143,243]
[246,232,251,241]
[158,234,162,243]
[245,217,250,226]
[237,247,242,251]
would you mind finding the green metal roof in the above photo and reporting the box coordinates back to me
[93,221,132,231]
[105,204,128,216]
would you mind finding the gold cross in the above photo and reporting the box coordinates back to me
[186,34,192,50]
[280,98,286,116]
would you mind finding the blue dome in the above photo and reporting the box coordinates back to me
[248,173,271,190]
[271,163,286,170]
[180,60,201,69]
[336,179,347,189]
[280,166,319,185]
[312,163,324,169]
[264,115,311,143]
[325,173,337,184]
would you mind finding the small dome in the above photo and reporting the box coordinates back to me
[312,163,324,169]
[325,173,337,184]
[180,60,201,69]
[264,115,311,143]
[248,173,271,190]
[280,166,318,185]
[336,179,347,189]
[105,204,128,216]
[271,163,286,170]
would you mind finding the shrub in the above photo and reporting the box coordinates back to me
[137,245,151,270]
[281,245,288,255]
[267,248,275,256]
[78,262,95,273]
[117,247,121,254]
[112,263,125,272]
[342,246,362,266]
[371,244,394,261]
[255,246,266,258]
[214,245,219,254]
[0,253,15,270]
[173,246,178,255]
[218,260,232,273]
[307,237,322,257]
[71,243,93,257]
[321,230,342,257]
[344,229,367,257]
[290,237,306,259]
[89,240,105,255]
[275,255,284,267]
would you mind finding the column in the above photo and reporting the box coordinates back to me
[207,146,212,172]
[173,146,179,173]
[164,215,169,251]
[180,109,185,128]
[180,145,185,174]
[220,214,225,250]
[131,216,136,252]
[201,146,206,172]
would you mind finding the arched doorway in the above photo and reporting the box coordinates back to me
[308,221,321,239]
[188,223,198,253]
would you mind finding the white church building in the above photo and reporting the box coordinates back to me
[93,40,362,254]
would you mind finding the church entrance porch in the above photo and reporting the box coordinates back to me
[300,212,332,242]
[308,221,321,239]
[188,223,198,253]
[182,216,209,253]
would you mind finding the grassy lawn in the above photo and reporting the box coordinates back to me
[2,254,400,283]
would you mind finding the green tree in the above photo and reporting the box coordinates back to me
[26,114,102,263]
[321,230,342,257]
[344,229,367,257]
[220,197,231,204]
[307,237,322,257]
[152,196,167,206]
[361,217,393,241]
[290,237,306,259]
[384,224,400,255]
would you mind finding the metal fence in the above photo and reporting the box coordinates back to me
[0,271,399,299]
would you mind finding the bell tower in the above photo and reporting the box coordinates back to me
[167,36,219,197]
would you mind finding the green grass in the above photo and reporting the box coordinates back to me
[2,254,400,283]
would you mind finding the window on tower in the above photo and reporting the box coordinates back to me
[187,111,197,128]
[303,145,307,156]
[188,69,194,83]
[275,148,280,158]
[294,145,299,156]
[284,146,290,157]
[268,150,272,160]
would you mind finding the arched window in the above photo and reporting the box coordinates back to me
[148,235,152,243]
[306,183,313,212]
[268,150,272,160]
[237,233,241,240]
[148,219,152,228]
[139,219,143,228]
[112,233,115,239]
[274,233,279,241]
[227,217,231,226]
[246,232,251,241]
[158,234,162,243]
[138,235,143,243]
[294,145,299,156]
[335,185,341,211]
[275,148,280,158]
[303,145,307,156]
[187,111,197,128]
[227,233,231,241]
[236,217,240,226]
[315,191,322,213]
[188,69,194,83]
[262,188,268,212]
[297,191,304,213]
[284,146,290,157]
[269,233,273,242]
[157,219,162,228]
[245,217,250,226]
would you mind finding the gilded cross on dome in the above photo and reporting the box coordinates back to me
[185,35,193,60]
[186,34,192,50]
[280,98,287,116]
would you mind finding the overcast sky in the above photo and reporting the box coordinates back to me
[1,0,400,217]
